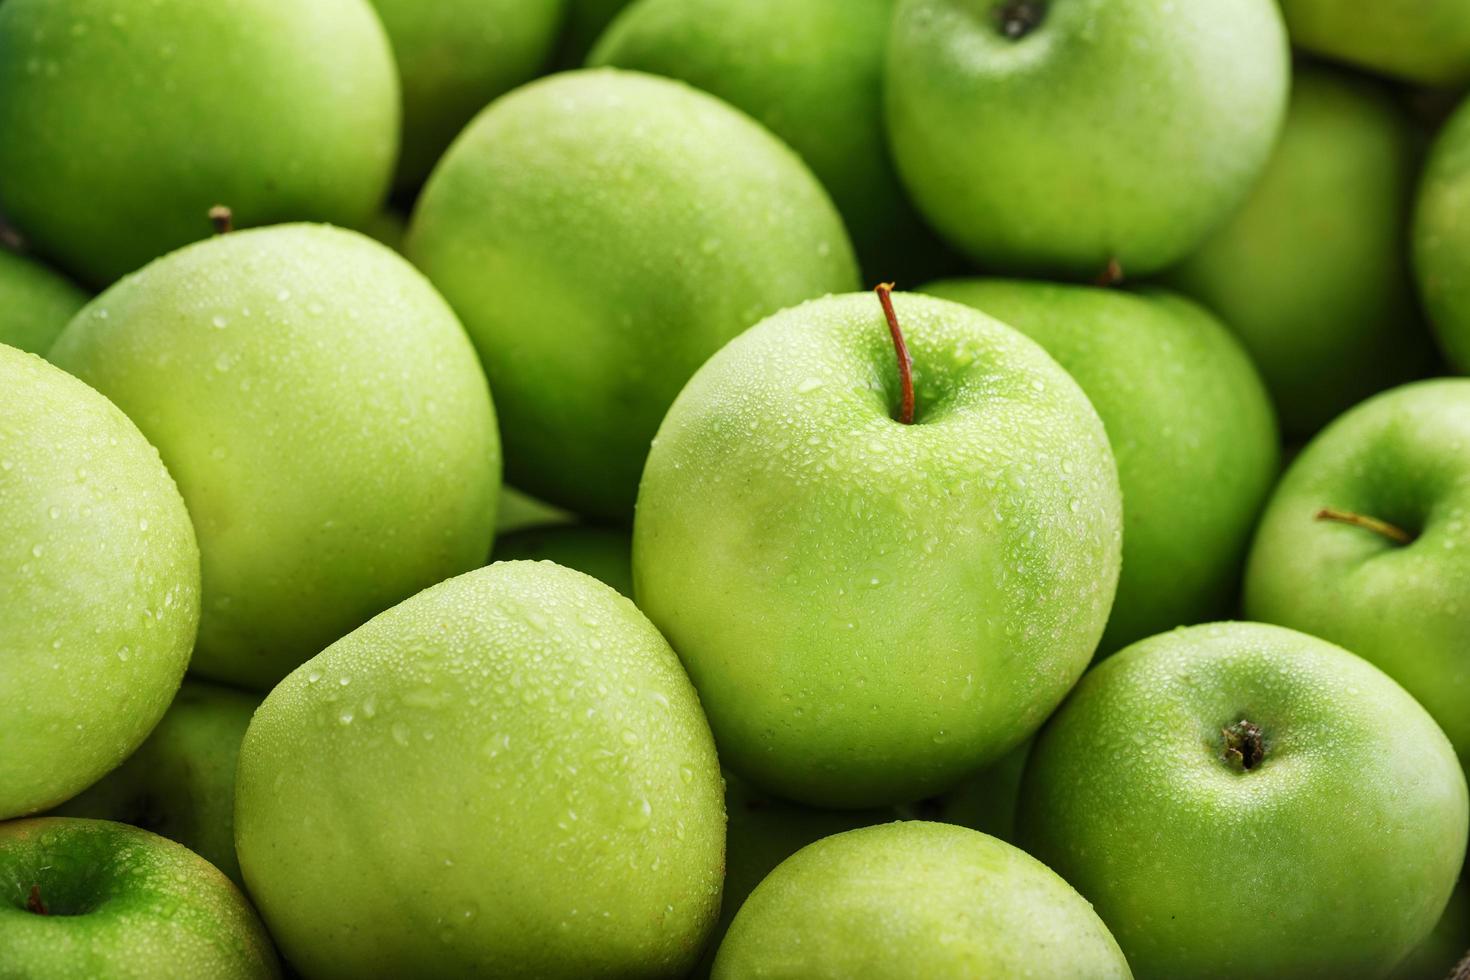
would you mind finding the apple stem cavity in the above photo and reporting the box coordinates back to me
[26,884,48,916]
[1315,506,1415,546]
[996,0,1046,39]
[208,205,234,236]
[875,282,915,426]
[1094,257,1124,288]
[1222,719,1265,772]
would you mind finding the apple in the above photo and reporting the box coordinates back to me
[407,68,858,520]
[366,0,566,190]
[0,818,278,978]
[0,0,397,285]
[558,0,634,64]
[1244,379,1470,780]
[885,0,1288,278]
[1019,622,1469,979]
[589,0,954,283]
[1171,66,1434,437]
[1389,877,1468,980]
[712,821,1131,978]
[234,561,725,978]
[1,344,199,820]
[0,248,86,355]
[1278,0,1470,87]
[897,740,1031,843]
[634,289,1121,807]
[492,525,633,597]
[52,680,259,887]
[1415,93,1470,374]
[496,486,574,534]
[924,279,1278,653]
[49,224,500,690]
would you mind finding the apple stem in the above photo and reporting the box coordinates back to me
[1222,719,1264,771]
[208,205,234,236]
[26,884,47,916]
[1094,257,1124,288]
[1315,507,1414,546]
[875,283,915,425]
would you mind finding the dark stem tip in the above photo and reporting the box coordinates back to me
[208,205,233,236]
[26,884,47,916]
[1222,719,1265,771]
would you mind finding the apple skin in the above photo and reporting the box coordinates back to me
[1244,380,1470,781]
[712,821,1132,979]
[1415,93,1470,374]
[0,249,87,355]
[885,0,1288,279]
[1,344,199,820]
[924,279,1278,653]
[1279,0,1470,87]
[234,562,725,978]
[634,291,1121,808]
[366,0,566,190]
[0,818,279,979]
[1388,877,1468,980]
[1019,622,1469,980]
[492,526,633,597]
[897,740,1031,844]
[1171,66,1435,437]
[589,0,953,284]
[0,0,397,286]
[49,224,500,690]
[52,680,259,887]
[408,68,858,521]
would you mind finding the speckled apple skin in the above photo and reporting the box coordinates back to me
[50,225,500,690]
[408,69,858,521]
[235,562,726,979]
[634,292,1122,808]
[0,818,278,979]
[1246,380,1470,778]
[1020,622,1469,980]
[1416,100,1470,374]
[712,821,1131,979]
[0,0,398,286]
[886,0,1289,278]
[0,345,199,819]
[0,250,87,355]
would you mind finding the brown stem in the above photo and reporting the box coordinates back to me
[1222,720,1264,771]
[208,205,234,235]
[27,884,47,916]
[1315,507,1414,546]
[1450,948,1470,980]
[1094,257,1124,288]
[875,283,915,426]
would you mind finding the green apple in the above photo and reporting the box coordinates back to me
[235,562,725,978]
[492,525,633,597]
[1389,878,1468,980]
[590,0,953,283]
[558,0,633,64]
[0,249,86,354]
[496,486,574,534]
[408,68,858,520]
[1279,0,1470,87]
[1,344,199,820]
[634,290,1121,807]
[1171,66,1434,437]
[1019,622,1469,980]
[886,0,1288,278]
[712,821,1131,978]
[50,224,500,690]
[1415,93,1470,374]
[0,818,278,978]
[367,0,566,190]
[0,0,397,285]
[354,209,408,254]
[1244,380,1470,779]
[897,740,1031,843]
[923,280,1278,653]
[52,680,259,886]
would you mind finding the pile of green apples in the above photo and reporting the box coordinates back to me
[3,0,1470,976]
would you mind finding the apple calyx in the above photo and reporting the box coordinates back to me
[26,884,48,916]
[875,283,915,425]
[1314,506,1415,546]
[1221,719,1264,772]
[996,0,1046,39]
[208,205,234,236]
[1094,257,1124,288]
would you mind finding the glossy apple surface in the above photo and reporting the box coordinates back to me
[50,224,500,689]
[0,249,86,355]
[1415,93,1470,374]
[408,69,857,520]
[1020,622,1469,980]
[1,344,199,819]
[235,562,725,978]
[635,291,1121,807]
